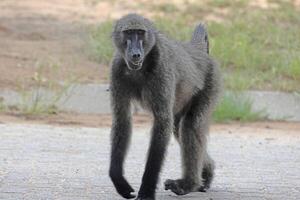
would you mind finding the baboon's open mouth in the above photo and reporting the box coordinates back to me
[127,59,143,70]
[129,65,142,71]
[131,60,143,67]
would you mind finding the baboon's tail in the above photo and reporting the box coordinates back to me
[191,23,209,54]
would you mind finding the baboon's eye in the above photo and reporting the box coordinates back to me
[124,39,132,47]
[137,30,145,35]
[123,30,134,35]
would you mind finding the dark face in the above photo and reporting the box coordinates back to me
[122,29,146,71]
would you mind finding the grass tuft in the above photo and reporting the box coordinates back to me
[88,21,114,64]
[213,93,267,123]
[16,61,75,116]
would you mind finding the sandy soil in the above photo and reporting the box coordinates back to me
[0,0,110,90]
[0,112,300,137]
[2,0,296,90]
[0,112,151,128]
[0,0,200,90]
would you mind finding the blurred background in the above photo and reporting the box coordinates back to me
[0,0,299,124]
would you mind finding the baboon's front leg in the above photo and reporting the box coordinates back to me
[136,98,173,200]
[109,95,135,199]
[136,116,172,200]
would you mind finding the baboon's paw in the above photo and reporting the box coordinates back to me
[111,176,136,199]
[198,185,208,192]
[117,183,135,199]
[164,179,192,195]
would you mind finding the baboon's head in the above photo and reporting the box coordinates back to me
[113,14,156,71]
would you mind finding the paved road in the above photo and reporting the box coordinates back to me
[0,123,299,200]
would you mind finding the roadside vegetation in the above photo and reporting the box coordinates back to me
[1,61,76,117]
[87,0,299,122]
[89,0,300,92]
[1,0,298,123]
[213,93,266,122]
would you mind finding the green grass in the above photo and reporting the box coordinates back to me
[208,0,248,8]
[209,1,300,91]
[151,3,179,13]
[213,93,267,123]
[286,58,300,79]
[88,0,300,92]
[88,21,114,64]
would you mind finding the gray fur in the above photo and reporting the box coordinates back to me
[109,14,221,200]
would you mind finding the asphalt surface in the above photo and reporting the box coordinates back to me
[0,123,300,200]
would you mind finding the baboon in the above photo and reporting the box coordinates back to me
[109,14,221,200]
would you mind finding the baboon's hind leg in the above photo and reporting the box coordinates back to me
[173,112,183,141]
[199,153,215,192]
[165,95,213,195]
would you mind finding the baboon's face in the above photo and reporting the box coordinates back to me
[113,15,156,71]
[121,29,146,71]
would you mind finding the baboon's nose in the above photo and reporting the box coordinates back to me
[132,53,141,59]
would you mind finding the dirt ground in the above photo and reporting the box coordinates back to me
[0,112,300,136]
[2,0,299,90]
[0,0,110,90]
[0,0,205,90]
[0,112,151,127]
